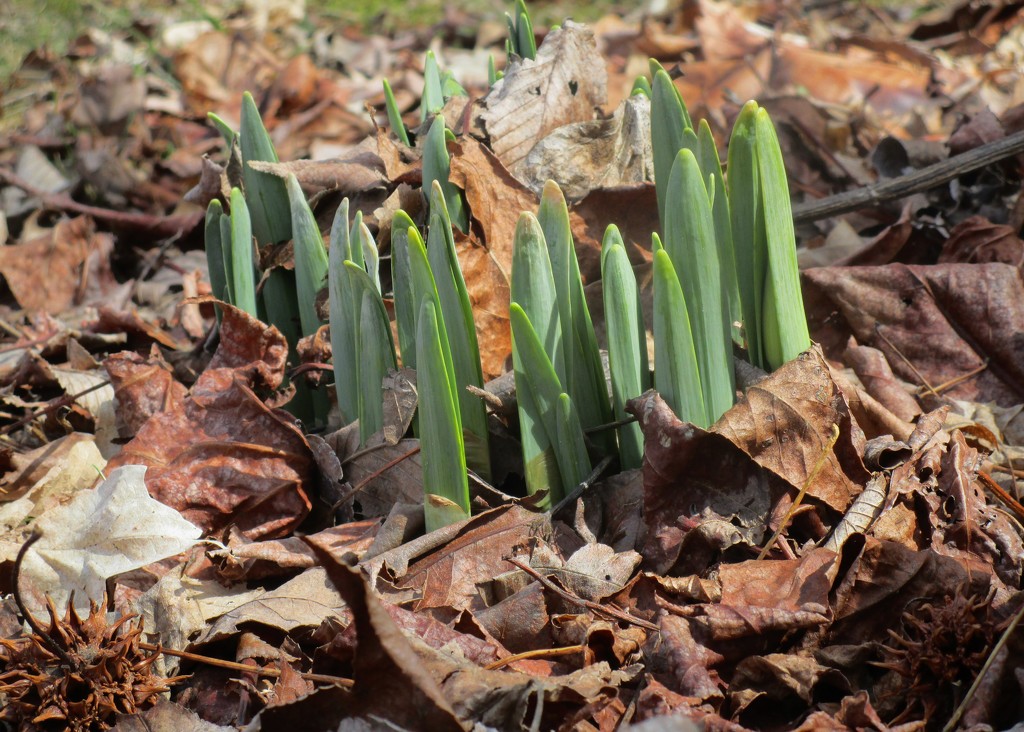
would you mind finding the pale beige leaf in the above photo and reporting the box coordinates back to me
[19,464,202,616]
[480,21,607,176]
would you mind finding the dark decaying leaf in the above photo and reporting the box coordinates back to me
[804,262,1024,405]
[301,536,466,731]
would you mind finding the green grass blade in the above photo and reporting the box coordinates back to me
[506,0,537,59]
[347,210,366,270]
[391,211,418,368]
[240,91,292,246]
[440,70,467,100]
[515,4,537,60]
[696,120,741,336]
[262,267,317,424]
[601,238,648,469]
[727,100,765,368]
[408,231,458,407]
[650,63,694,227]
[555,393,591,492]
[510,303,571,504]
[488,54,501,86]
[426,182,490,479]
[421,50,444,122]
[631,76,652,98]
[422,114,468,233]
[664,149,734,422]
[416,300,470,532]
[228,187,258,317]
[537,181,612,451]
[382,79,411,146]
[653,248,707,427]
[204,200,227,307]
[511,212,564,384]
[347,262,397,444]
[207,112,237,148]
[355,218,380,293]
[219,213,234,304]
[328,199,359,425]
[755,108,810,370]
[285,174,329,337]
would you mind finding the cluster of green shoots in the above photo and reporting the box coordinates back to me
[203,0,810,533]
[593,61,811,442]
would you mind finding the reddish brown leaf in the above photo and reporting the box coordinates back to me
[449,136,534,275]
[715,345,869,513]
[106,305,312,538]
[105,347,188,438]
[629,391,771,574]
[363,505,549,612]
[842,339,922,423]
[570,185,656,284]
[938,215,1024,270]
[456,234,511,379]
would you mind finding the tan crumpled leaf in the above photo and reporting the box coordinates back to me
[18,464,202,617]
[50,365,118,458]
[517,93,653,201]
[0,437,105,541]
[0,216,125,314]
[480,20,607,177]
[132,570,267,676]
[715,345,870,513]
[193,566,351,646]
[248,149,387,195]
[544,542,642,601]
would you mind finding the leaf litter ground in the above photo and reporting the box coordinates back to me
[2,1,1024,730]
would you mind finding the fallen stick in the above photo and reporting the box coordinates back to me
[0,167,203,238]
[792,128,1024,224]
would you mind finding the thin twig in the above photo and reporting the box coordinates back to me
[792,129,1024,223]
[551,454,614,517]
[0,167,203,237]
[333,444,421,508]
[136,642,353,688]
[11,531,79,669]
[505,555,659,632]
[978,471,1024,525]
[0,379,112,437]
[584,415,638,434]
[758,423,840,560]
[483,644,584,670]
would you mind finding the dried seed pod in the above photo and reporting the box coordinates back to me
[0,596,183,731]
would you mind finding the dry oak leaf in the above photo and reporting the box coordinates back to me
[715,344,869,513]
[105,347,188,439]
[479,20,608,177]
[303,537,465,732]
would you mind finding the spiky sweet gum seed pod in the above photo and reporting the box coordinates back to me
[0,596,182,731]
